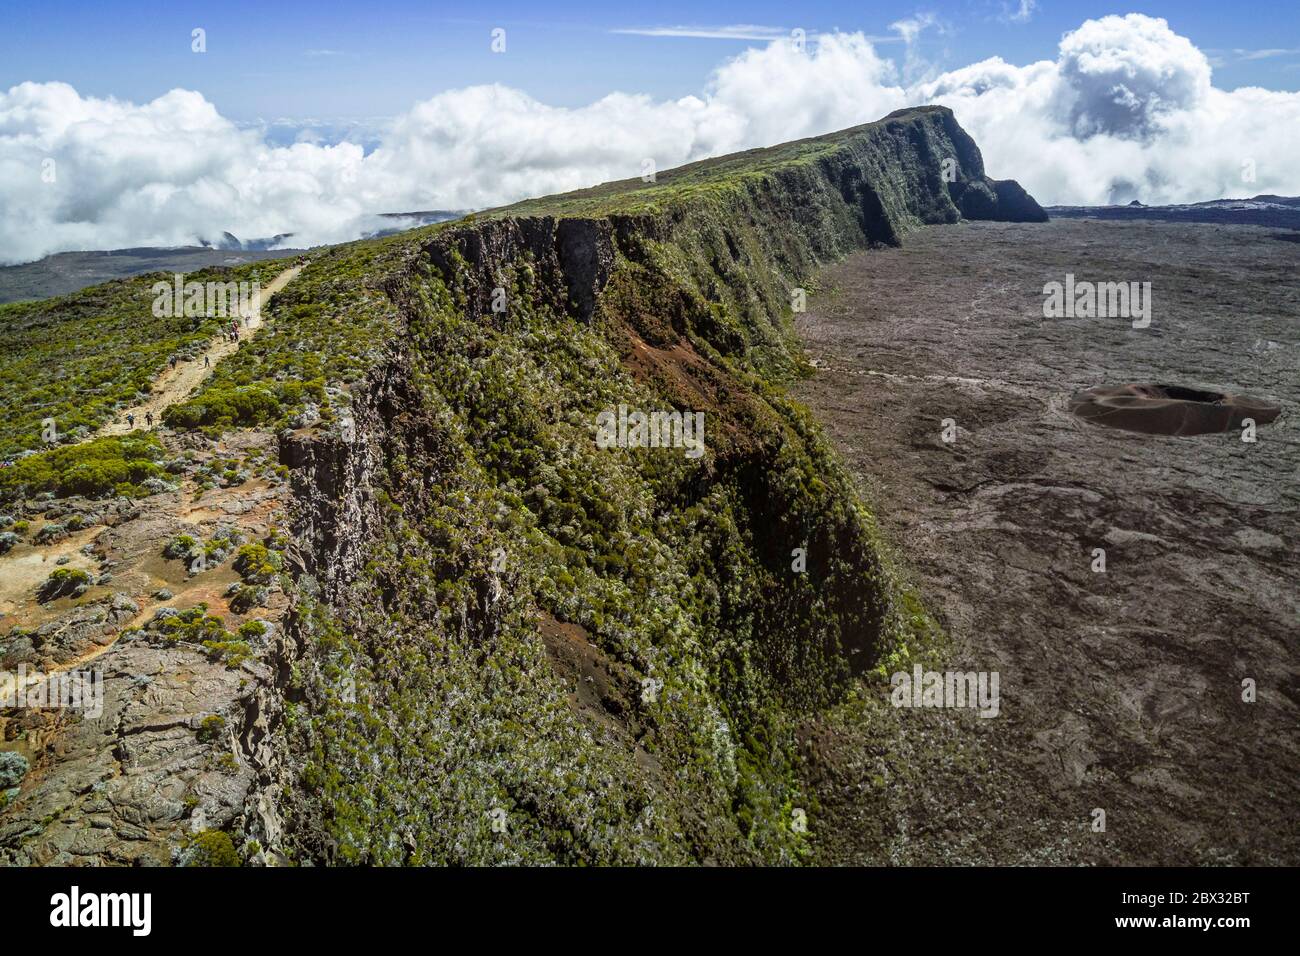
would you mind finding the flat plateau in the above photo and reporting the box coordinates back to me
[796,218,1298,865]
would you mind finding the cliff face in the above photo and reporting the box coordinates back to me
[801,105,1048,238]
[417,105,1044,413]
[0,107,1044,866]
[246,107,1041,865]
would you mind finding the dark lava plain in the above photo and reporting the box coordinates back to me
[794,219,1298,865]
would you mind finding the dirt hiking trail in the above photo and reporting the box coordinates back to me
[96,265,302,437]
[1,265,302,697]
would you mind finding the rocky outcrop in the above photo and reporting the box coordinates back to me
[0,434,292,866]
[421,215,616,325]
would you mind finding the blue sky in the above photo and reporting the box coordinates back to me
[3,2,1299,262]
[3,0,1297,125]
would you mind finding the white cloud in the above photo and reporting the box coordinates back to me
[889,13,941,46]
[916,14,1300,205]
[889,12,947,84]
[2,13,1298,264]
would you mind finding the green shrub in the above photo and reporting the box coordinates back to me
[0,434,164,502]
[228,585,266,615]
[164,383,282,430]
[233,543,280,584]
[182,829,240,867]
[162,534,198,559]
[155,606,254,667]
[238,620,268,641]
[38,567,91,601]
[156,605,229,643]
[201,639,254,668]
[197,715,226,743]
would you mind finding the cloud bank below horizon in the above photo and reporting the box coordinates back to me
[2,13,1298,265]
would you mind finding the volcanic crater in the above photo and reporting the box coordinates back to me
[1070,383,1282,436]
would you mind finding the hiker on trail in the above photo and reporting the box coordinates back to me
[127,413,135,428]
[170,356,177,370]
[204,355,210,368]
[146,412,154,427]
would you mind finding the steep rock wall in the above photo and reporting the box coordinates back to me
[251,107,1040,865]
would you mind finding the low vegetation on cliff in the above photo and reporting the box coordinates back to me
[261,106,1020,864]
[1,106,1039,865]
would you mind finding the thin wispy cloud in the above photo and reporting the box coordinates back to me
[889,13,946,45]
[890,13,946,83]
[1002,1,1038,24]
[890,17,925,45]
[303,49,347,57]
[1232,47,1300,61]
[611,25,787,41]
[611,24,901,43]
[1206,46,1300,63]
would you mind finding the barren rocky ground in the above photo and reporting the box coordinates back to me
[0,265,301,865]
[0,430,290,864]
[794,219,1298,865]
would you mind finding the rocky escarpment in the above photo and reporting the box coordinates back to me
[237,107,1044,865]
[809,105,1047,234]
[1,106,1047,865]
